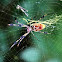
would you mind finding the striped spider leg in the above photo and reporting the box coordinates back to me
[16,5,28,17]
[8,19,32,49]
[10,32,30,49]
[39,13,54,20]
[38,31,51,34]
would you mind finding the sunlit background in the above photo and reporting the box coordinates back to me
[0,0,62,62]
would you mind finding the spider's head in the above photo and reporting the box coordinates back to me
[27,26,32,32]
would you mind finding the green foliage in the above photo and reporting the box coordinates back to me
[0,0,62,62]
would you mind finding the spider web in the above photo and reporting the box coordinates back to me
[0,0,62,62]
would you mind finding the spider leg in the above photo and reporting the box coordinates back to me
[10,32,30,49]
[8,24,23,27]
[38,31,51,34]
[14,18,29,27]
[39,14,47,20]
[23,18,29,24]
[10,39,20,49]
[21,6,28,12]
[17,32,30,46]
[8,23,29,28]
[16,5,28,17]
[39,13,54,20]
[31,31,40,41]
[16,5,28,12]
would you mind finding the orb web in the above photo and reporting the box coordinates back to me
[0,0,62,62]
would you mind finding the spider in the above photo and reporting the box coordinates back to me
[8,5,53,49]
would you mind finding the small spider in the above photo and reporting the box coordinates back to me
[8,5,52,49]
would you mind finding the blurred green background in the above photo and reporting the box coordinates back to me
[0,0,62,62]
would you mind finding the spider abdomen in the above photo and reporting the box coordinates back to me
[32,23,45,31]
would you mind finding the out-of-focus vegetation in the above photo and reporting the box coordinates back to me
[0,0,62,62]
